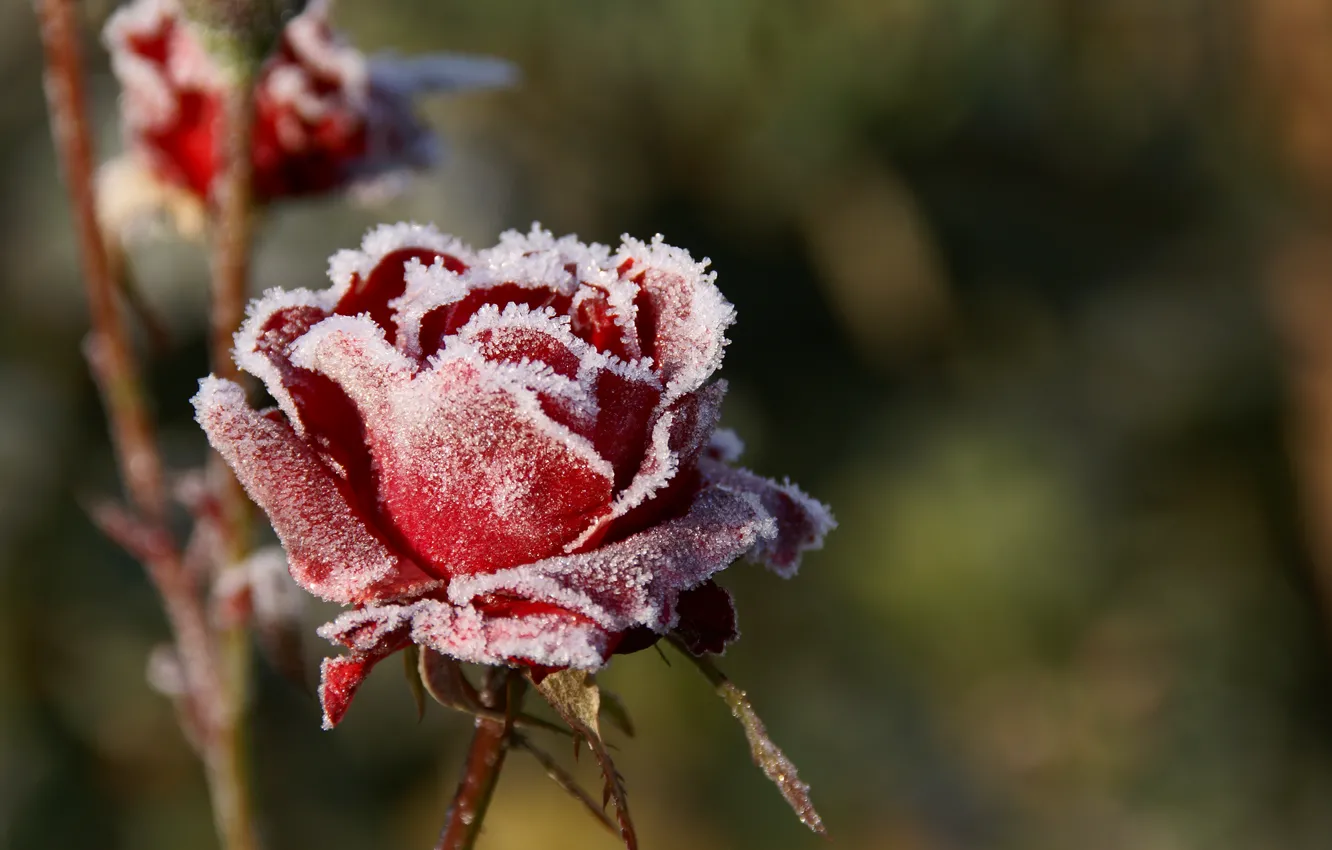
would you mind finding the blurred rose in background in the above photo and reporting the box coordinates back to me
[9,0,1332,848]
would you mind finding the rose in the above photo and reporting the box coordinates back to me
[194,223,834,727]
[103,0,514,203]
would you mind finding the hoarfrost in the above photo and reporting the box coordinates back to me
[192,377,438,603]
[449,486,777,633]
[327,222,471,299]
[615,234,735,399]
[701,459,837,578]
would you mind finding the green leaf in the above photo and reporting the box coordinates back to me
[670,639,827,837]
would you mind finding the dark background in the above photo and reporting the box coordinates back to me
[7,1,1332,848]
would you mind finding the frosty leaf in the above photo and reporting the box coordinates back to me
[536,669,601,739]
[512,732,619,837]
[672,640,826,837]
[531,670,638,850]
[403,645,426,720]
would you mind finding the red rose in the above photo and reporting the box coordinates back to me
[194,224,834,727]
[103,0,513,202]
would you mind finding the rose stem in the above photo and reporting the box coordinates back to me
[205,64,262,850]
[32,3,244,849]
[33,0,166,520]
[436,668,526,850]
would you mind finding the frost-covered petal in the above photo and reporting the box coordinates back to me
[700,459,837,578]
[296,327,616,576]
[409,599,612,670]
[192,377,437,603]
[576,380,726,550]
[104,1,512,205]
[288,313,417,412]
[616,235,735,397]
[447,485,777,634]
[315,605,420,728]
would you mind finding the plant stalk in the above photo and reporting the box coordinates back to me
[35,3,257,849]
[203,62,263,850]
[436,669,525,850]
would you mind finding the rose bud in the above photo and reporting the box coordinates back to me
[99,0,515,233]
[193,223,834,728]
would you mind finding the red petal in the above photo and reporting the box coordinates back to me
[467,320,582,379]
[570,287,639,362]
[334,247,454,345]
[590,370,662,490]
[244,303,383,506]
[447,484,774,633]
[409,599,613,669]
[319,655,373,729]
[672,580,738,655]
[616,237,734,396]
[193,377,437,603]
[596,381,726,545]
[417,283,573,361]
[700,459,836,578]
[294,323,615,576]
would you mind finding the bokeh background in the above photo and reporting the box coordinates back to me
[9,0,1332,847]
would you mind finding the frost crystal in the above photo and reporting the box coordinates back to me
[193,223,834,727]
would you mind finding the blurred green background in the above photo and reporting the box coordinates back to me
[10,0,1332,847]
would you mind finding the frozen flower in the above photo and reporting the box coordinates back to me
[193,223,834,727]
[100,0,514,231]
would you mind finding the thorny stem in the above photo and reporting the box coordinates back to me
[436,669,526,850]
[204,67,262,850]
[34,3,257,850]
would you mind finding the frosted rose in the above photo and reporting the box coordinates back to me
[103,0,513,203]
[193,224,834,727]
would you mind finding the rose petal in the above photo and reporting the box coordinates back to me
[193,377,437,603]
[314,602,418,728]
[672,580,738,655]
[447,484,777,633]
[333,246,459,344]
[409,599,613,669]
[616,235,735,397]
[700,459,836,578]
[327,222,472,304]
[294,322,616,576]
[578,380,726,549]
